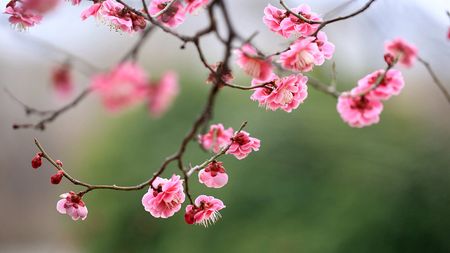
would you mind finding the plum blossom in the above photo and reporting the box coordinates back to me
[352,69,405,100]
[51,63,73,99]
[148,0,186,28]
[279,37,324,72]
[198,161,228,188]
[185,0,209,14]
[4,3,42,30]
[23,0,60,13]
[141,175,186,218]
[99,0,146,33]
[235,44,273,82]
[198,124,234,153]
[251,73,308,112]
[263,4,287,36]
[279,4,321,37]
[315,31,335,60]
[337,93,383,128]
[90,61,149,113]
[184,195,225,227]
[80,3,101,20]
[226,131,260,160]
[147,72,179,117]
[384,38,418,68]
[56,191,88,221]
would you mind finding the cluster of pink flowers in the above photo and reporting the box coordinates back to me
[337,38,412,128]
[251,73,308,112]
[3,0,59,29]
[261,4,334,73]
[198,123,260,160]
[263,4,321,38]
[90,62,179,116]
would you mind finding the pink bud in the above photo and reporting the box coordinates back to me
[56,160,63,167]
[51,171,64,185]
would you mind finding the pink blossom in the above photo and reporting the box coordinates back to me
[148,0,185,28]
[198,124,234,153]
[235,44,273,82]
[226,131,260,160]
[251,73,308,112]
[279,37,324,72]
[352,69,405,100]
[147,71,179,117]
[337,94,383,128]
[4,5,42,29]
[99,0,134,33]
[51,64,73,99]
[142,175,186,218]
[80,3,101,20]
[184,195,225,226]
[279,4,321,37]
[384,38,418,68]
[185,0,209,14]
[56,191,88,221]
[198,161,228,188]
[315,31,335,60]
[263,4,287,36]
[90,62,149,113]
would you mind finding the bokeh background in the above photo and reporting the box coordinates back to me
[1,0,450,252]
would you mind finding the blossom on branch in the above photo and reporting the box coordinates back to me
[352,69,405,101]
[184,195,225,226]
[384,38,418,68]
[227,131,260,160]
[235,44,273,82]
[185,0,209,14]
[337,93,383,128]
[279,36,325,72]
[198,124,234,153]
[198,161,228,188]
[251,73,308,113]
[90,61,149,113]
[142,175,186,218]
[56,191,88,221]
[148,0,186,28]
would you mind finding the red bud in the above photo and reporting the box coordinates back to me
[51,171,64,184]
[56,160,63,167]
[384,53,395,66]
[31,155,42,169]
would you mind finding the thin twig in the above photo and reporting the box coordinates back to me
[418,57,450,104]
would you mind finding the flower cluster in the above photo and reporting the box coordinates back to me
[336,38,412,128]
[232,3,334,115]
[90,62,179,116]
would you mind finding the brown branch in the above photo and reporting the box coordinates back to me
[418,57,450,104]
[13,88,91,130]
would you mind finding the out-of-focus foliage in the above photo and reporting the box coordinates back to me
[73,77,450,253]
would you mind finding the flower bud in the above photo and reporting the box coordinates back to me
[51,171,64,184]
[384,53,395,67]
[31,154,42,169]
[56,160,63,167]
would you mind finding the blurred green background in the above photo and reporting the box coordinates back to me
[69,78,450,253]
